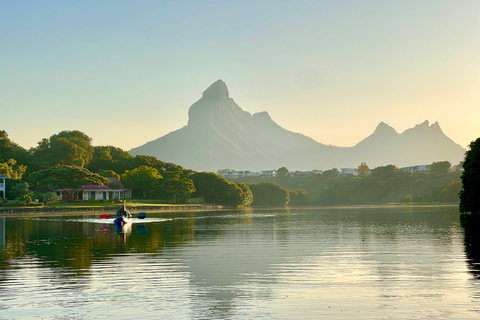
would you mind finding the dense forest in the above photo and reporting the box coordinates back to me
[0,130,305,207]
[0,129,463,208]
[230,162,463,205]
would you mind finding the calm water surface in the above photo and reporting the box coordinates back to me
[1,206,479,319]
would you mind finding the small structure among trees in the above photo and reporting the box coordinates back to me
[0,174,8,198]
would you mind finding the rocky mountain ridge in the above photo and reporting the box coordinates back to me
[129,80,465,172]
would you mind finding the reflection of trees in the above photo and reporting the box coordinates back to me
[0,213,210,273]
[464,227,480,279]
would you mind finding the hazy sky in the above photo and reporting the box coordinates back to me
[2,0,479,151]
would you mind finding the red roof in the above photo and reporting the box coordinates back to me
[81,177,129,191]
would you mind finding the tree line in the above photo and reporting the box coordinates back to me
[233,161,463,205]
[0,130,305,207]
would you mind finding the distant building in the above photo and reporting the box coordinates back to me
[260,170,277,178]
[288,170,323,177]
[55,177,132,201]
[340,168,358,176]
[0,174,7,198]
[401,165,431,173]
[217,170,259,179]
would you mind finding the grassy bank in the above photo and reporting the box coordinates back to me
[0,199,223,215]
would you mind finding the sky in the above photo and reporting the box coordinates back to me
[1,0,479,151]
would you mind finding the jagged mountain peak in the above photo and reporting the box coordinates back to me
[130,82,465,171]
[202,79,229,99]
[253,111,272,121]
[373,122,398,135]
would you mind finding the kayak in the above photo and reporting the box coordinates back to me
[114,216,132,228]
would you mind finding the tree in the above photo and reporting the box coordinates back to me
[358,162,370,176]
[322,168,339,179]
[121,166,163,198]
[289,189,308,205]
[191,172,251,206]
[31,165,108,202]
[371,165,399,180]
[439,180,462,202]
[97,169,120,180]
[0,130,27,164]
[227,182,253,207]
[460,138,480,214]
[277,167,289,177]
[31,130,94,168]
[0,159,27,180]
[430,161,451,175]
[161,171,196,203]
[249,182,290,206]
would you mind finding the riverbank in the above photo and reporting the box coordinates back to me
[0,202,226,216]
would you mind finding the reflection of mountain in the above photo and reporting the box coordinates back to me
[129,80,465,172]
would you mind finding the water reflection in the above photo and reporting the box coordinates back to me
[0,206,478,319]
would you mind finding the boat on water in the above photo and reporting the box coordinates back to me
[114,216,132,231]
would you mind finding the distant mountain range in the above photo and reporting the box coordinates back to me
[129,80,465,172]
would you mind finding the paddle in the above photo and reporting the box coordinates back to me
[100,212,146,219]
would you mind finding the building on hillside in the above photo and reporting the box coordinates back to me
[0,174,7,198]
[55,177,132,201]
[401,165,431,173]
[288,170,323,177]
[260,170,277,178]
[340,168,358,176]
[217,170,260,179]
[453,164,463,172]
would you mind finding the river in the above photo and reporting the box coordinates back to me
[1,205,479,319]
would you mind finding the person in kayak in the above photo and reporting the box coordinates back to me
[116,204,131,218]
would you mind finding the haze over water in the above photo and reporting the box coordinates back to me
[1,205,479,319]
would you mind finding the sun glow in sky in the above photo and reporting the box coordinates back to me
[1,0,479,151]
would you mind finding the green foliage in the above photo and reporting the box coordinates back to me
[277,167,289,177]
[97,169,120,180]
[358,162,370,176]
[289,189,308,205]
[17,193,32,206]
[234,182,254,207]
[121,166,163,198]
[404,195,413,203]
[42,192,56,206]
[249,182,290,206]
[30,130,94,169]
[430,161,451,175]
[30,165,109,202]
[0,159,27,180]
[460,138,480,214]
[191,172,252,207]
[0,130,28,164]
[439,180,462,202]
[161,172,196,203]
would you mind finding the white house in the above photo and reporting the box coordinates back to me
[340,168,358,176]
[0,174,7,198]
[288,170,323,177]
[401,165,431,173]
[260,170,277,178]
[55,177,132,201]
[217,170,260,179]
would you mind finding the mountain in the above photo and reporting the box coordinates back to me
[129,80,465,171]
